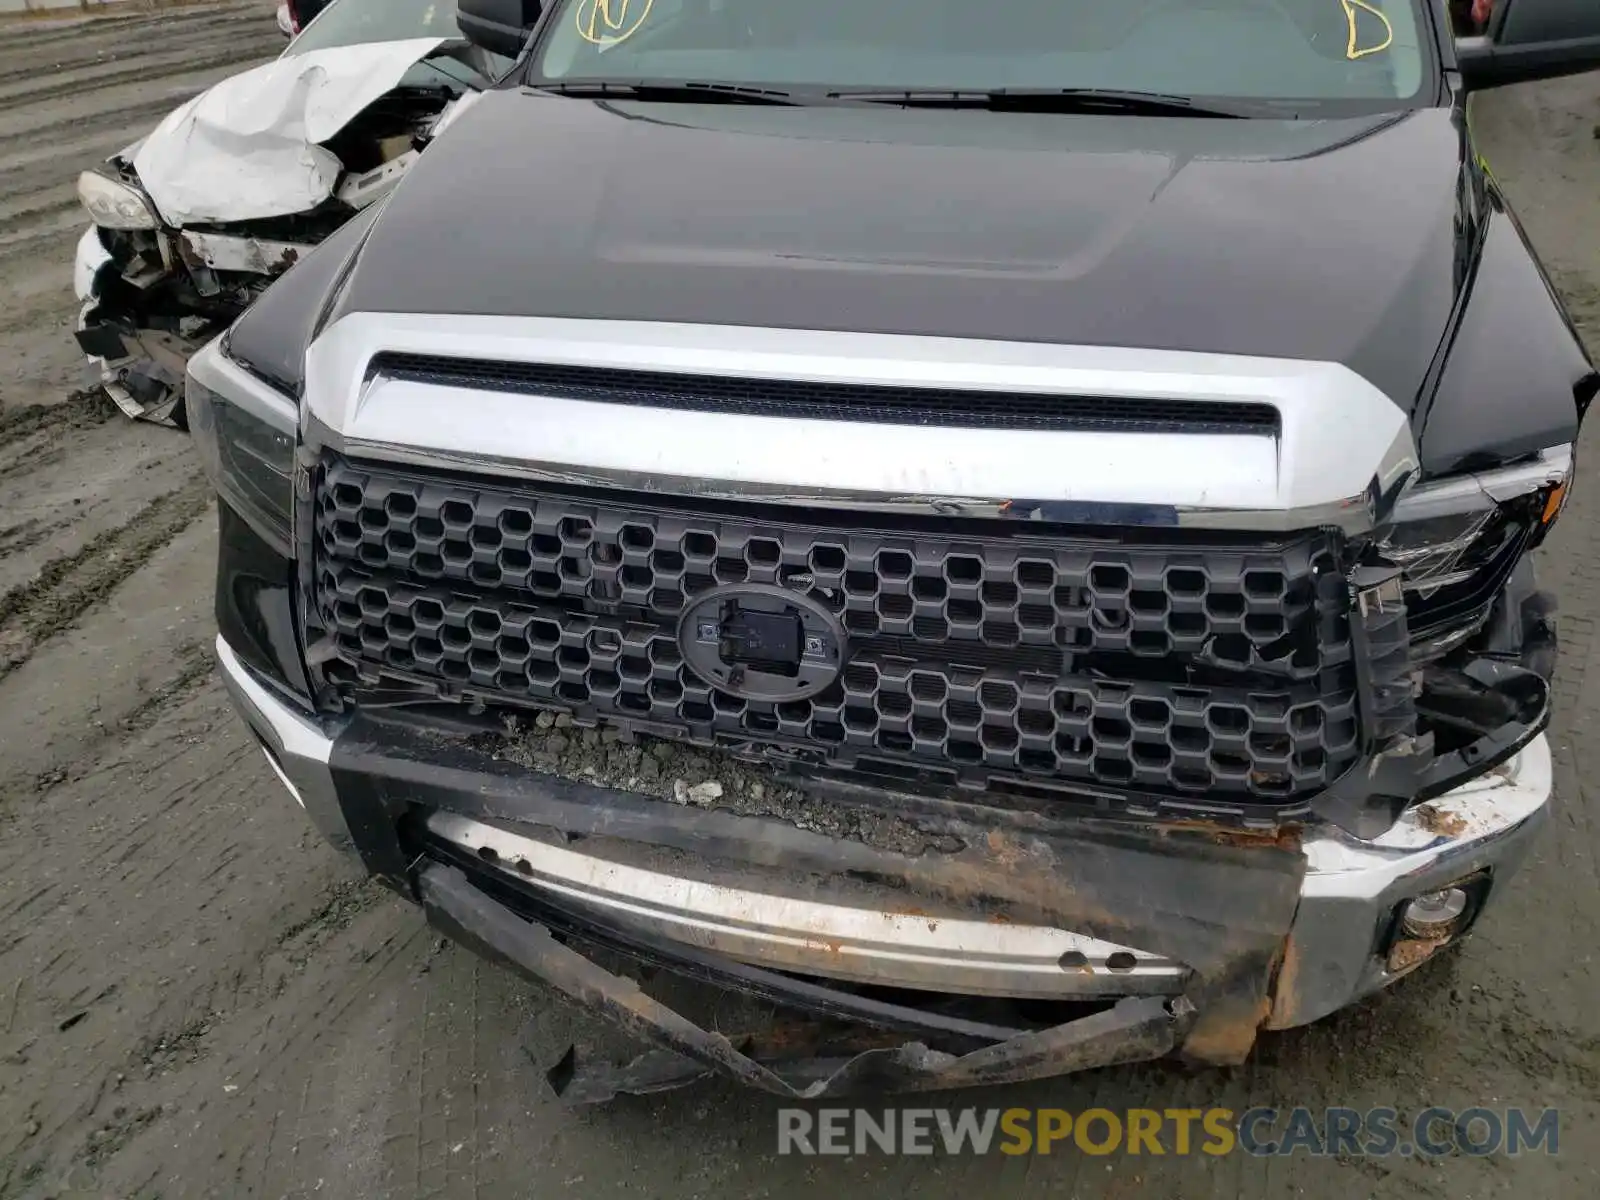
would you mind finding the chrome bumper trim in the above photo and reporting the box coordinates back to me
[215,635,355,860]
[1271,734,1552,1029]
[424,809,1186,1000]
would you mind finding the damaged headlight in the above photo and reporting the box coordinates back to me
[1376,444,1572,654]
[187,338,296,556]
[76,167,159,230]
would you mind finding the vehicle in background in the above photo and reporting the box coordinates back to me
[73,0,510,426]
[277,0,333,38]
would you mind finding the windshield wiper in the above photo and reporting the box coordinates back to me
[530,80,1258,116]
[532,80,803,106]
[824,87,1252,118]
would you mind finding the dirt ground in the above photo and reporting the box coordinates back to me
[0,4,1598,1196]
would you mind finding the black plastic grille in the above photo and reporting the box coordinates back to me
[311,457,1361,805]
[369,353,1283,435]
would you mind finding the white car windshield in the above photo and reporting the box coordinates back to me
[532,0,1429,108]
[288,0,514,86]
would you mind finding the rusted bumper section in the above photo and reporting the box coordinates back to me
[418,863,1194,1101]
[331,700,1306,1092]
[216,626,1553,1099]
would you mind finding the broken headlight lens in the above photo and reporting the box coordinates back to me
[1382,445,1572,589]
[1377,444,1572,653]
[187,339,296,556]
[1381,508,1502,596]
[76,167,159,230]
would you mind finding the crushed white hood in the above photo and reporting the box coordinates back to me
[132,37,448,227]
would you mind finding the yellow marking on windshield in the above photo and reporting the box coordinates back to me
[575,0,654,47]
[1342,0,1394,59]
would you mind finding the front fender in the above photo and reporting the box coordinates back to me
[1417,200,1599,473]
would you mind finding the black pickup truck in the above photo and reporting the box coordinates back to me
[190,0,1599,1100]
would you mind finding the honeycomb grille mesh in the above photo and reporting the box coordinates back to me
[311,457,1362,804]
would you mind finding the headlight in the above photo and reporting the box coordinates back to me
[1376,444,1572,653]
[76,167,159,230]
[187,338,296,556]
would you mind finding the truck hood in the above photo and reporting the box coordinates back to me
[335,89,1474,411]
[131,37,450,227]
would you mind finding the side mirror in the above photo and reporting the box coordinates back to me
[1458,0,1600,89]
[458,0,543,58]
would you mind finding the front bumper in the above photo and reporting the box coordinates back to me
[74,223,308,426]
[219,631,1551,1096]
[74,227,193,426]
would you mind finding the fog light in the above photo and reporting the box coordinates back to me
[1400,887,1469,939]
[1386,885,1476,975]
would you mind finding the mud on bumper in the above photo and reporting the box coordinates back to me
[218,635,1552,1101]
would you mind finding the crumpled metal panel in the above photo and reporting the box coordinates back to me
[419,863,1196,1100]
[130,37,447,226]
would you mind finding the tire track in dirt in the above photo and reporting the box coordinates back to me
[0,6,280,152]
[0,473,212,684]
[112,641,219,740]
[1,9,270,55]
[0,511,219,811]
[0,133,147,207]
[0,4,267,59]
[0,226,85,278]
[9,639,219,804]
[0,93,207,156]
[0,429,67,487]
[0,192,77,231]
[19,636,225,788]
[0,43,271,110]
[0,519,50,559]
[0,388,119,451]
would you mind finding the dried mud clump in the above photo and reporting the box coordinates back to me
[492,711,950,856]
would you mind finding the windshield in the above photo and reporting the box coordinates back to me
[531,0,1431,109]
[286,0,514,86]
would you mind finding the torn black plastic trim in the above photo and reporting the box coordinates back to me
[1414,663,1549,803]
[418,863,1194,1101]
[1311,565,1430,839]
[1412,571,1555,802]
[73,317,130,361]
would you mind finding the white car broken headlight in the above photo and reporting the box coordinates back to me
[187,338,297,556]
[77,167,160,230]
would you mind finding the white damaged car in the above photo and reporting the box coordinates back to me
[73,0,512,426]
